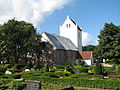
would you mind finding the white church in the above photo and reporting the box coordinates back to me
[41,16,93,65]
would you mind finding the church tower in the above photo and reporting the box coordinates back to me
[60,16,82,51]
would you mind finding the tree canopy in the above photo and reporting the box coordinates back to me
[95,23,120,64]
[0,19,54,66]
[82,45,96,51]
[0,19,37,64]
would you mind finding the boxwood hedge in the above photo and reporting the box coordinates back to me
[22,75,120,89]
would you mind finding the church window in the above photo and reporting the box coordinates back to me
[69,24,70,28]
[66,24,70,28]
[66,24,68,28]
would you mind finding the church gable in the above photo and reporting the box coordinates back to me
[60,16,77,30]
[60,16,82,31]
[60,16,82,51]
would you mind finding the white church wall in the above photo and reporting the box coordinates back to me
[60,26,78,47]
[77,30,82,51]
[60,16,82,51]
[82,60,92,65]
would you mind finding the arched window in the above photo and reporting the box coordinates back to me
[69,24,70,28]
[66,24,68,28]
[66,24,71,28]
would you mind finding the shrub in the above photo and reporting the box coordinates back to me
[78,59,85,66]
[54,71,71,77]
[41,72,58,78]
[3,73,22,79]
[26,63,33,69]
[65,65,74,74]
[13,64,22,70]
[12,73,22,79]
[114,65,120,74]
[0,72,4,76]
[4,64,12,68]
[22,75,120,89]
[44,63,49,72]
[0,78,12,89]
[79,73,88,75]
[0,66,6,73]
[52,64,69,69]
[8,80,26,90]
[94,62,103,75]
[34,63,42,70]
[0,85,9,89]
[79,67,88,73]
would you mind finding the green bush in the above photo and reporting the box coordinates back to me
[114,65,120,74]
[34,63,42,70]
[13,73,22,79]
[8,80,26,90]
[44,63,49,72]
[22,75,120,89]
[3,73,22,79]
[41,72,58,78]
[79,73,88,75]
[0,85,9,89]
[94,62,103,75]
[52,64,70,69]
[0,66,6,73]
[78,59,85,66]
[4,64,12,68]
[79,67,88,73]
[54,71,71,77]
[26,63,33,69]
[13,64,22,70]
[65,65,74,74]
[0,78,12,89]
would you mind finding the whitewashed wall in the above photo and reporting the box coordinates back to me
[60,16,82,51]
[82,60,92,65]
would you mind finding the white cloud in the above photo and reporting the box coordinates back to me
[82,32,93,46]
[0,0,72,26]
[95,39,99,45]
[82,31,98,46]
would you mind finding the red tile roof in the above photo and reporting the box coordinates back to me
[79,51,93,60]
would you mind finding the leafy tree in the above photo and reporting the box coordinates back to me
[95,23,120,64]
[30,37,54,66]
[82,45,96,51]
[0,19,36,64]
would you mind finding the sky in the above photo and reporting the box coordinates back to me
[0,0,120,46]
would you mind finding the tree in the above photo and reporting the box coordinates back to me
[82,45,96,51]
[94,62,103,75]
[95,23,120,64]
[0,19,37,64]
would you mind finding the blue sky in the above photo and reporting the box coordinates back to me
[38,0,120,45]
[0,0,120,46]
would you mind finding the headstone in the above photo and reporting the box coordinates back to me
[26,80,41,90]
[5,70,12,74]
[25,69,30,72]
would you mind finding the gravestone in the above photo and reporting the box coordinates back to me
[26,80,41,90]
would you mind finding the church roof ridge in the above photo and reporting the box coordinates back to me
[68,16,82,31]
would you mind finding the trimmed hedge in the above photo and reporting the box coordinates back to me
[0,78,26,89]
[22,75,120,89]
[3,73,22,79]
